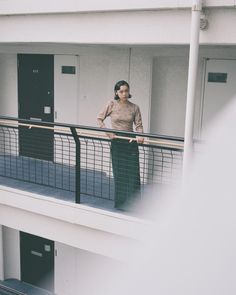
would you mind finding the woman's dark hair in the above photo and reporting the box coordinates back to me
[114,80,132,100]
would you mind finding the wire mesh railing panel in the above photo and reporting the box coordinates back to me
[0,126,76,192]
[139,145,183,184]
[54,133,76,191]
[80,138,114,200]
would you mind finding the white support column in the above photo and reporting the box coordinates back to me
[183,0,202,177]
[0,226,4,280]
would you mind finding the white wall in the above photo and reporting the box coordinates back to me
[74,246,121,295]
[130,49,153,132]
[0,54,18,156]
[2,227,20,280]
[78,47,130,127]
[54,55,79,125]
[150,56,189,137]
[55,242,121,295]
[200,8,236,45]
[0,54,18,117]
[55,242,77,295]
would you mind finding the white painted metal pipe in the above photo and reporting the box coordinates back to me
[183,0,202,177]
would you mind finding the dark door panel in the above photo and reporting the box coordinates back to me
[18,54,54,161]
[20,232,54,292]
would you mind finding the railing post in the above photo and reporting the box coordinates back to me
[70,127,81,204]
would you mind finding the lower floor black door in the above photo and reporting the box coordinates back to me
[20,232,54,292]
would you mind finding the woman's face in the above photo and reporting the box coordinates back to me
[116,85,129,101]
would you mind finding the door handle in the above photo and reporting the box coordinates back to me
[31,250,43,257]
[30,117,42,121]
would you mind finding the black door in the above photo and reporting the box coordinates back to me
[18,54,54,161]
[20,232,54,292]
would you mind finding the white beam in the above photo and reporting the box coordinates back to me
[0,10,191,45]
[0,186,149,261]
[0,0,234,16]
[0,0,190,15]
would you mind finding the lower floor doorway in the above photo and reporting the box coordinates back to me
[20,232,54,292]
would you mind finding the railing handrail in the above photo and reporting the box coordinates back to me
[0,122,184,150]
[0,115,184,143]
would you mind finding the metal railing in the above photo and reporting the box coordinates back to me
[0,283,26,295]
[0,116,184,210]
[0,280,56,295]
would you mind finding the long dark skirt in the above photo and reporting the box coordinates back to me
[111,139,141,209]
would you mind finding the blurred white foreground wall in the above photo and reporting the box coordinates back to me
[78,98,236,295]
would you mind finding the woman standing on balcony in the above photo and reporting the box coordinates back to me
[97,80,144,210]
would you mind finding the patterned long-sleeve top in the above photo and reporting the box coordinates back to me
[97,100,143,132]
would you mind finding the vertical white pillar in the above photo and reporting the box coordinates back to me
[0,226,4,280]
[183,0,202,177]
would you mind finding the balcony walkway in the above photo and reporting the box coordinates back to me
[0,175,116,212]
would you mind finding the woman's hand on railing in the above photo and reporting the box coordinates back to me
[136,137,144,144]
[106,132,116,140]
